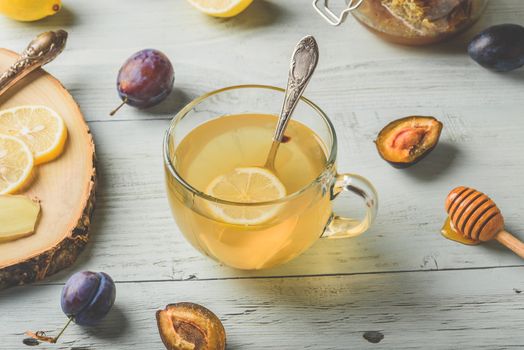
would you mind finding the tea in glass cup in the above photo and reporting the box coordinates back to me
[164,85,378,270]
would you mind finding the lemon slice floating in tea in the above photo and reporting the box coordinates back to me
[0,134,34,194]
[0,106,67,165]
[205,167,286,225]
[186,0,253,17]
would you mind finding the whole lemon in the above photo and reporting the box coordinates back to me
[0,0,61,22]
[186,0,253,18]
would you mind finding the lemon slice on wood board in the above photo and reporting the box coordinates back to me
[0,134,34,194]
[186,0,254,17]
[0,105,67,165]
[205,167,286,225]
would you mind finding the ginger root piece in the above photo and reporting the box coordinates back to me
[0,195,40,243]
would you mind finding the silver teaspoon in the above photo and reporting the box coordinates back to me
[264,35,319,171]
[0,30,68,98]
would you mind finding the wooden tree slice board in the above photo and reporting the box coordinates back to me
[0,49,96,289]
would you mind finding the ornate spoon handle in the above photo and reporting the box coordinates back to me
[0,30,68,98]
[273,35,319,142]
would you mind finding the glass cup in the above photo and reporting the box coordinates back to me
[163,85,378,270]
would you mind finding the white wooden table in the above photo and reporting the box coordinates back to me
[1,1,524,348]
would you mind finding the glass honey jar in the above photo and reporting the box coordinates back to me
[313,0,489,45]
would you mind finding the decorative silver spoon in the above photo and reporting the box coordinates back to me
[0,30,68,98]
[264,35,319,171]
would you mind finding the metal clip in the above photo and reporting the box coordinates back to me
[312,0,364,26]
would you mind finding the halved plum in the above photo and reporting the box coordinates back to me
[375,116,443,168]
[156,303,226,350]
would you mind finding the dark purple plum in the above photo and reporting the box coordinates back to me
[27,271,116,344]
[468,24,524,72]
[60,271,100,317]
[61,271,116,326]
[111,49,174,115]
[72,273,116,326]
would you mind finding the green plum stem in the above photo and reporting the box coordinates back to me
[25,316,74,344]
[109,97,128,116]
[52,316,74,343]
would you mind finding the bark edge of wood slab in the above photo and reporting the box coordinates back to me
[0,48,96,289]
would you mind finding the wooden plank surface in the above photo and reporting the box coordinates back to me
[0,0,522,124]
[0,0,520,282]
[2,267,524,349]
[1,0,524,348]
[48,110,522,283]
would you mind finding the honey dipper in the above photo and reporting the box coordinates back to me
[445,186,524,259]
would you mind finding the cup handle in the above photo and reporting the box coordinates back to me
[321,173,378,239]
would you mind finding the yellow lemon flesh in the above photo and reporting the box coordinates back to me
[205,167,286,225]
[0,134,33,194]
[186,0,253,18]
[0,0,61,22]
[0,106,67,165]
